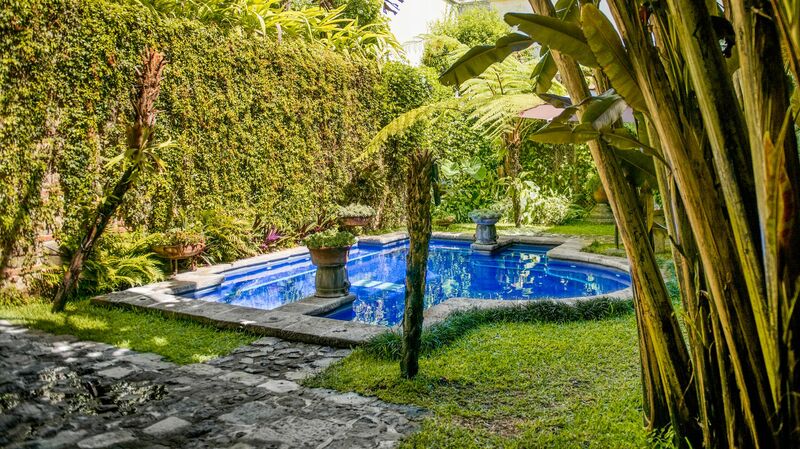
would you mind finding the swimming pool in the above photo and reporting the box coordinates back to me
[180,238,630,327]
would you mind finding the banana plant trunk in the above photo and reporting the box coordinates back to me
[401,148,433,379]
[526,0,700,444]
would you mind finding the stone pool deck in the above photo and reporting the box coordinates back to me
[0,320,423,449]
[93,232,633,348]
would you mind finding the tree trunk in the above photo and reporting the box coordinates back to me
[504,127,523,227]
[52,166,136,312]
[401,148,433,379]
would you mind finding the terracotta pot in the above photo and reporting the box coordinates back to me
[308,246,351,267]
[592,185,609,204]
[339,216,372,227]
[152,243,206,276]
[152,243,205,260]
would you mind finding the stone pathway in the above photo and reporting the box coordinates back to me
[0,321,423,449]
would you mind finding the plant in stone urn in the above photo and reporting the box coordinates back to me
[338,203,375,228]
[469,209,502,245]
[303,229,356,298]
[151,227,206,275]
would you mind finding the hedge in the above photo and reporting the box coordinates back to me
[0,0,407,271]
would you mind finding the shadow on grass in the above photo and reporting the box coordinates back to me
[0,298,257,364]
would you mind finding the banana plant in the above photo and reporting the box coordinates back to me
[440,0,800,446]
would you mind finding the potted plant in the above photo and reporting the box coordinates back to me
[151,228,206,275]
[468,209,502,245]
[338,203,375,228]
[303,229,356,297]
[432,209,456,229]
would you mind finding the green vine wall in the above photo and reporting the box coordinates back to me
[0,0,406,279]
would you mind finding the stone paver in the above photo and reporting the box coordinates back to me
[0,321,423,448]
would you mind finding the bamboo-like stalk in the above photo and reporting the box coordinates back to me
[526,1,700,444]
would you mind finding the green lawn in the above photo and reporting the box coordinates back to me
[441,220,616,237]
[307,314,647,448]
[0,298,257,364]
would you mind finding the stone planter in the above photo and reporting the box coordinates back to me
[308,246,352,298]
[152,243,206,275]
[469,216,500,245]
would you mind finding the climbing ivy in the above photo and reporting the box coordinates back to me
[0,0,405,271]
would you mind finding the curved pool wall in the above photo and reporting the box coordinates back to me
[92,232,634,347]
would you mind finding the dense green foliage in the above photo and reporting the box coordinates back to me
[0,0,417,281]
[362,297,633,360]
[135,0,400,59]
[338,203,376,218]
[429,7,510,47]
[308,314,647,448]
[303,229,356,249]
[0,297,257,364]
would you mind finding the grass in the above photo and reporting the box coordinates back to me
[307,314,647,448]
[440,220,616,237]
[0,297,257,364]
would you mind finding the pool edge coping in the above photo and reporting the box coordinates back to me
[92,232,633,348]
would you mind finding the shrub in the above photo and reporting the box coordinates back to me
[503,180,576,226]
[197,208,257,263]
[338,204,376,218]
[303,229,356,249]
[151,228,206,247]
[60,232,167,295]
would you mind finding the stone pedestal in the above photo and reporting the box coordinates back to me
[309,246,352,298]
[475,222,498,245]
[314,264,351,298]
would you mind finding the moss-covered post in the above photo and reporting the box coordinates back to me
[401,148,433,379]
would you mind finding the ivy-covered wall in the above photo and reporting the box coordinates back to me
[1,0,400,277]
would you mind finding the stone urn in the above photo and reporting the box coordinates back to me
[469,210,501,245]
[308,246,352,298]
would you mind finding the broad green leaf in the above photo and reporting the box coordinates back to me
[580,89,628,129]
[600,129,668,165]
[504,13,597,67]
[608,144,658,186]
[554,0,580,21]
[439,33,535,86]
[532,49,558,93]
[580,4,648,112]
[537,92,573,108]
[529,122,599,144]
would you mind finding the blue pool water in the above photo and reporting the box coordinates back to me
[181,238,630,326]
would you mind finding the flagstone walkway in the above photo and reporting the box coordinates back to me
[0,321,422,449]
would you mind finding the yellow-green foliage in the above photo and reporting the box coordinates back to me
[0,0,393,257]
